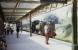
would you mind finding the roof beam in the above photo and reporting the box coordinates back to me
[18,4,49,20]
[18,1,40,3]
[4,15,24,16]
[0,0,40,3]
[11,0,20,16]
[2,8,33,10]
[4,12,27,14]
[0,0,16,2]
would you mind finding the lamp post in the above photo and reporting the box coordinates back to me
[29,13,32,36]
[72,0,77,50]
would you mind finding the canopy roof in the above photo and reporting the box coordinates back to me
[0,0,41,21]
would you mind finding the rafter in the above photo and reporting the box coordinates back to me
[2,8,33,10]
[4,12,27,14]
[0,0,40,3]
[4,15,24,16]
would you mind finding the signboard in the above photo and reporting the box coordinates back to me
[5,16,15,22]
[40,0,67,3]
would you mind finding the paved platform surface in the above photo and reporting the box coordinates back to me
[6,31,72,50]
